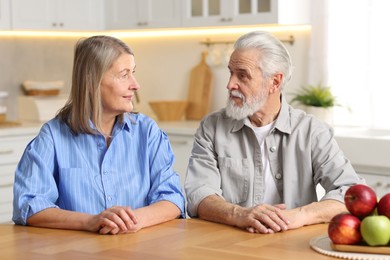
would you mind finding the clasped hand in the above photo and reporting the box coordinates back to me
[239,204,307,234]
[91,206,140,235]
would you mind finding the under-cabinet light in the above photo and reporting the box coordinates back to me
[0,25,310,38]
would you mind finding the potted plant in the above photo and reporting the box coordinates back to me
[291,83,337,125]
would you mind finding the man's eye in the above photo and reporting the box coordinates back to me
[121,73,129,79]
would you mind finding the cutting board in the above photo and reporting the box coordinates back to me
[186,51,213,120]
[331,242,390,254]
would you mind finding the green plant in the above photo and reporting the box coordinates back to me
[291,84,336,108]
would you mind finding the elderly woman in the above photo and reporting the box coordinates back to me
[13,35,185,235]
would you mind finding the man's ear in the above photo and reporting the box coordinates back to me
[270,73,283,93]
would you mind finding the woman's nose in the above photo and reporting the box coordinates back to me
[130,77,140,90]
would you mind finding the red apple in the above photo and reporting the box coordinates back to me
[378,193,390,218]
[328,213,362,244]
[344,184,377,218]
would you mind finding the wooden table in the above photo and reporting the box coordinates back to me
[0,219,331,259]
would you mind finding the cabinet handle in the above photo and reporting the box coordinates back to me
[59,22,64,27]
[52,22,57,27]
[137,22,148,26]
[220,17,233,22]
[170,140,191,145]
[0,183,13,188]
[0,149,13,155]
[375,181,383,187]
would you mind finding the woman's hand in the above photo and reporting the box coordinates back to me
[89,206,140,235]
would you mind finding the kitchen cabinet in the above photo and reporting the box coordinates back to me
[11,0,103,31]
[358,172,390,198]
[159,121,198,193]
[168,134,194,190]
[182,0,310,27]
[0,124,41,223]
[105,0,182,30]
[0,0,10,29]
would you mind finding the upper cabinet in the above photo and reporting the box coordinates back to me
[105,0,182,30]
[11,0,103,31]
[3,0,310,31]
[0,0,10,29]
[182,0,310,27]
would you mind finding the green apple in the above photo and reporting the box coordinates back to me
[360,216,390,246]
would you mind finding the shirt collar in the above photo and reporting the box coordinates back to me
[118,113,136,134]
[88,113,134,136]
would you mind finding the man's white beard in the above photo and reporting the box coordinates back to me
[225,89,268,120]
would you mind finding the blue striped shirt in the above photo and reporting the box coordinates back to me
[13,113,185,225]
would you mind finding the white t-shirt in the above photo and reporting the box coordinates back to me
[252,121,282,205]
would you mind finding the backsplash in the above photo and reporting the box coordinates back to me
[0,31,310,121]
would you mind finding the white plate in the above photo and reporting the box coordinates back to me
[309,235,390,260]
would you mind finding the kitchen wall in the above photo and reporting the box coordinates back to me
[0,29,310,121]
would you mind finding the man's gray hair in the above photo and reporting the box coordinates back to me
[234,31,292,90]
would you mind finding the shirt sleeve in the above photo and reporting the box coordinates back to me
[184,117,223,217]
[13,124,59,225]
[311,126,365,203]
[146,123,186,218]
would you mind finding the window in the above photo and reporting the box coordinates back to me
[327,0,390,128]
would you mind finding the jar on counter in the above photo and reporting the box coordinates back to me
[0,91,8,122]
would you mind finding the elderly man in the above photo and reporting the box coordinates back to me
[185,31,363,234]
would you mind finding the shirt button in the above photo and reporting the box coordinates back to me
[275,173,282,180]
[270,146,276,152]
[103,171,109,175]
[107,196,112,201]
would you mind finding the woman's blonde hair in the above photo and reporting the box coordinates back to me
[56,35,133,135]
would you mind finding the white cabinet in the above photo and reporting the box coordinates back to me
[159,121,198,192]
[0,125,41,223]
[105,0,182,30]
[0,0,10,29]
[358,172,390,199]
[11,0,103,31]
[169,134,194,190]
[182,0,310,27]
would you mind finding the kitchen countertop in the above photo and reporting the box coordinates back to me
[157,120,199,136]
[2,119,389,175]
[0,121,42,137]
[156,121,390,175]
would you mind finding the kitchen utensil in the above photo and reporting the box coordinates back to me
[186,51,213,120]
[22,80,64,96]
[149,100,188,121]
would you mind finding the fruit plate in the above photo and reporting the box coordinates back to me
[331,242,390,255]
[310,235,390,259]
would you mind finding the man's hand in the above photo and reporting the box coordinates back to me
[238,204,290,234]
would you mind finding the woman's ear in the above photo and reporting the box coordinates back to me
[270,73,283,93]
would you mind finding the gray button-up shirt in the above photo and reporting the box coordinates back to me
[185,95,364,217]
